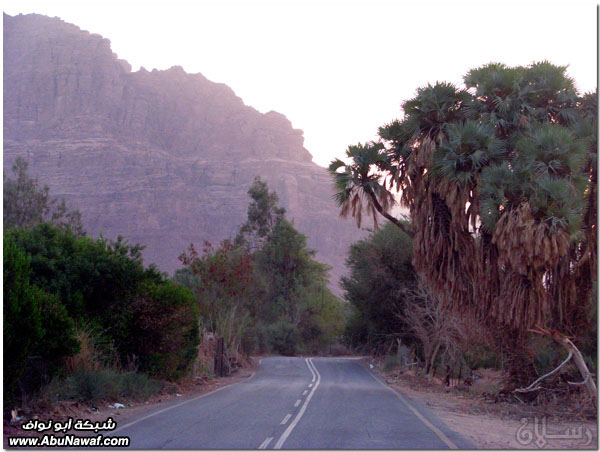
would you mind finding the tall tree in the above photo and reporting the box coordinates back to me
[330,62,597,395]
[342,221,416,350]
[234,176,285,251]
[4,157,85,236]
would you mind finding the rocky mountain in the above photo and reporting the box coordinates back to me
[3,13,367,293]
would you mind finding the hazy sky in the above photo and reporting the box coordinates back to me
[3,0,597,168]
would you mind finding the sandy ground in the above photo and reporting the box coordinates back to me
[368,358,598,450]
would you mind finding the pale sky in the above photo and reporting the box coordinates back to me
[3,0,598,168]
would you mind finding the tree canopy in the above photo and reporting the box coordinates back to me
[4,157,85,236]
[330,61,596,339]
[342,221,416,350]
[329,63,597,390]
[177,177,345,357]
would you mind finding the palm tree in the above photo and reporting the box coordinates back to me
[331,62,597,399]
[328,142,413,238]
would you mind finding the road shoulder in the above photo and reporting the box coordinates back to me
[363,358,598,449]
[3,365,257,448]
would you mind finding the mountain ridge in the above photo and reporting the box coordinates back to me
[3,12,367,293]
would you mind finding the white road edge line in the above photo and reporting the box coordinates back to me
[367,370,458,449]
[112,372,256,434]
[294,399,301,407]
[258,437,273,449]
[274,358,320,449]
[280,414,292,425]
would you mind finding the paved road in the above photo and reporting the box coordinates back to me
[114,357,472,449]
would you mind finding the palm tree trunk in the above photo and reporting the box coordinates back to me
[364,189,414,238]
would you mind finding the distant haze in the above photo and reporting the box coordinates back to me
[2,0,597,168]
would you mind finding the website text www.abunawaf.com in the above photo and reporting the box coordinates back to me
[8,434,130,448]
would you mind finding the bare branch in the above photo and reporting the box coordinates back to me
[515,350,573,393]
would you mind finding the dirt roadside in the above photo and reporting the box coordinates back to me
[3,363,258,448]
[365,358,598,449]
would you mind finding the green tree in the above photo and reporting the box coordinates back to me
[329,144,412,237]
[129,281,199,380]
[4,157,85,235]
[7,224,196,380]
[4,236,44,405]
[342,222,416,351]
[177,178,345,357]
[178,239,255,355]
[330,62,597,392]
[234,176,286,251]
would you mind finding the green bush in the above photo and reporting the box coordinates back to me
[383,354,402,372]
[240,323,259,355]
[37,291,80,366]
[118,372,161,401]
[4,236,44,405]
[43,370,161,403]
[341,222,417,351]
[7,224,200,384]
[66,370,113,401]
[464,344,502,370]
[128,281,199,380]
[267,320,299,356]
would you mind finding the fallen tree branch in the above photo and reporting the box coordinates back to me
[515,350,573,393]
[528,326,597,407]
[568,373,590,386]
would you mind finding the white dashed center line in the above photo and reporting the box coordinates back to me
[280,414,292,425]
[274,358,321,449]
[258,437,273,449]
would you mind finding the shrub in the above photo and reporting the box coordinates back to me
[4,237,44,405]
[66,370,113,401]
[128,281,199,380]
[43,370,161,403]
[118,372,161,401]
[464,344,502,370]
[383,354,402,372]
[37,291,80,367]
[267,320,299,356]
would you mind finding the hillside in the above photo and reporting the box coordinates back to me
[3,13,367,292]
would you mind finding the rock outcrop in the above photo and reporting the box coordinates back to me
[4,13,367,293]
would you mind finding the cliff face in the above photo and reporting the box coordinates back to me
[3,13,365,292]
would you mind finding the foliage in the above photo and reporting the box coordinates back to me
[4,157,85,236]
[4,236,45,405]
[178,240,254,359]
[234,176,285,251]
[128,281,199,380]
[267,320,299,356]
[177,177,345,358]
[329,62,597,384]
[36,291,80,367]
[6,223,198,384]
[341,222,416,350]
[43,370,161,403]
[7,225,149,324]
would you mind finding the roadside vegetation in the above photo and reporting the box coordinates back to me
[4,159,196,413]
[175,177,346,371]
[330,61,597,410]
[4,163,345,416]
[4,59,596,421]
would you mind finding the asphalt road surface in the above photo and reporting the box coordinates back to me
[114,357,472,449]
